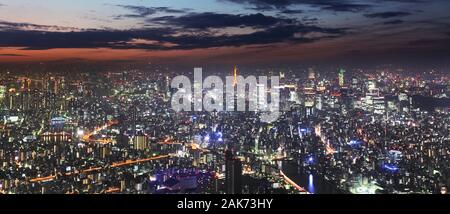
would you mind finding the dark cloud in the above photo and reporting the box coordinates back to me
[0,16,346,50]
[383,20,404,25]
[301,17,319,25]
[0,28,173,50]
[320,3,371,12]
[280,9,304,14]
[150,13,294,29]
[174,25,346,48]
[115,5,186,19]
[220,0,431,13]
[364,11,411,19]
[118,5,157,16]
[380,0,427,2]
[0,21,81,31]
[220,0,372,12]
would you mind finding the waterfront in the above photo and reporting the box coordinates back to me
[281,160,344,194]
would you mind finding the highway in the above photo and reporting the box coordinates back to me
[29,154,171,183]
[82,120,118,144]
[279,169,309,193]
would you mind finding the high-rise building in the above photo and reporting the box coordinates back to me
[339,69,346,87]
[364,78,385,114]
[132,135,148,151]
[98,145,111,159]
[351,76,359,89]
[225,150,242,194]
[308,68,316,80]
[0,86,6,97]
[7,88,17,110]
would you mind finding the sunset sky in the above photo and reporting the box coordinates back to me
[0,0,449,64]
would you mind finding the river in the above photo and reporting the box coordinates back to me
[280,160,344,194]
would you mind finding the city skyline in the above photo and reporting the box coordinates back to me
[0,0,449,64]
[0,0,448,197]
[0,65,448,195]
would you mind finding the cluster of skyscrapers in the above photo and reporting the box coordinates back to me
[0,64,448,194]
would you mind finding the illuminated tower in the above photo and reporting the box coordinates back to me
[233,65,238,87]
[339,69,346,87]
[308,68,316,80]
[0,86,6,100]
[164,75,171,101]
[8,88,17,110]
[18,77,32,92]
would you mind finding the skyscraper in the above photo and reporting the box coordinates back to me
[0,85,6,101]
[339,69,346,87]
[308,68,316,80]
[225,150,242,194]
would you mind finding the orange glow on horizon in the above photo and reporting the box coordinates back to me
[0,42,342,64]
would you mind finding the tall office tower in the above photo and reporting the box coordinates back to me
[19,77,31,92]
[254,136,260,154]
[315,95,323,110]
[373,95,386,115]
[18,91,32,111]
[225,150,242,194]
[132,134,148,151]
[351,76,359,89]
[0,86,6,100]
[98,144,111,159]
[129,100,139,133]
[7,88,17,110]
[308,68,316,80]
[304,68,316,116]
[47,77,58,94]
[364,78,385,114]
[306,68,316,89]
[339,68,346,87]
[165,75,171,101]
